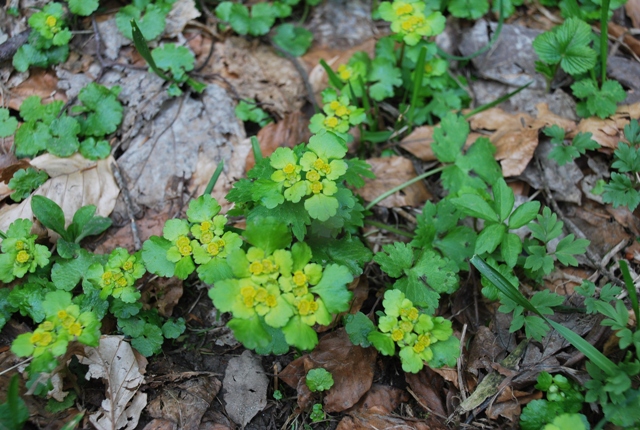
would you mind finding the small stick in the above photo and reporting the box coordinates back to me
[111,161,142,250]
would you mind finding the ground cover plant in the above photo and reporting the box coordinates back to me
[1,0,640,429]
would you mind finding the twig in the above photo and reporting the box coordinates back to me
[534,155,624,287]
[111,161,142,251]
[0,29,30,63]
[457,323,469,402]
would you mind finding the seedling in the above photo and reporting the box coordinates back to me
[306,368,334,392]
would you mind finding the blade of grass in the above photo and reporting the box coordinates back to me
[471,255,619,376]
[251,136,263,162]
[463,81,532,119]
[204,161,224,196]
[407,46,427,131]
[619,259,639,331]
[319,59,344,89]
[130,20,170,81]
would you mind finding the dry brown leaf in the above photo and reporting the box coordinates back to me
[80,336,148,430]
[146,375,221,430]
[164,0,200,38]
[8,69,66,111]
[627,0,640,28]
[573,103,640,148]
[400,126,483,161]
[359,156,432,207]
[405,367,447,417]
[487,399,521,422]
[280,329,377,413]
[0,154,119,237]
[246,111,311,171]
[141,419,176,430]
[142,277,183,317]
[222,350,268,427]
[347,384,408,415]
[337,413,435,430]
[467,326,504,376]
[203,37,306,118]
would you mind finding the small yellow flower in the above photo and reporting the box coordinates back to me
[15,240,25,250]
[297,299,312,315]
[306,170,321,182]
[293,271,307,287]
[122,260,134,272]
[396,3,414,16]
[265,294,277,307]
[176,236,192,256]
[329,101,341,111]
[16,250,30,264]
[324,116,339,129]
[57,310,68,320]
[283,163,296,174]
[201,220,213,232]
[391,329,404,342]
[45,15,57,28]
[200,231,213,244]
[116,276,128,287]
[207,242,220,256]
[335,105,350,117]
[399,320,413,333]
[69,322,83,337]
[337,64,352,81]
[41,321,54,331]
[255,287,268,302]
[249,261,264,275]
[311,182,323,194]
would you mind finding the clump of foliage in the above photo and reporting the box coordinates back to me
[306,368,334,392]
[520,372,586,430]
[543,125,600,166]
[9,83,123,159]
[7,168,49,202]
[235,100,273,128]
[116,0,176,40]
[601,119,640,211]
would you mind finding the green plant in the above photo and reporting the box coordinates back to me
[235,100,273,128]
[0,375,30,430]
[272,23,314,57]
[116,0,176,40]
[309,89,366,142]
[542,125,600,165]
[0,218,51,283]
[131,21,206,96]
[520,372,586,430]
[601,119,640,211]
[7,168,49,202]
[309,403,325,423]
[306,368,334,392]
[12,84,123,159]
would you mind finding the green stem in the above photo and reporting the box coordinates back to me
[251,136,263,162]
[619,260,640,331]
[600,0,611,87]
[0,230,6,240]
[407,46,427,131]
[397,41,406,69]
[204,161,224,196]
[364,219,414,238]
[365,165,445,210]
[300,1,310,24]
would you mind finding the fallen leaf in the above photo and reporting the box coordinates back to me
[142,419,176,430]
[607,22,640,58]
[141,276,183,317]
[347,384,408,415]
[574,116,626,149]
[146,375,221,430]
[246,111,311,171]
[467,326,504,377]
[203,37,306,118]
[80,336,148,430]
[222,350,268,427]
[626,0,640,29]
[8,69,66,111]
[0,154,119,238]
[405,367,447,417]
[280,329,377,413]
[487,398,521,422]
[337,412,434,430]
[116,84,248,215]
[359,156,432,207]
[164,0,200,38]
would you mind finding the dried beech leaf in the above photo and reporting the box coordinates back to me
[400,126,482,161]
[80,336,148,430]
[0,154,119,237]
[222,350,268,427]
[359,157,431,207]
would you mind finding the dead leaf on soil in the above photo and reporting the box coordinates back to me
[8,69,66,110]
[146,375,221,430]
[202,37,306,118]
[280,328,377,413]
[405,367,448,417]
[627,0,640,28]
[164,0,200,38]
[141,276,183,317]
[116,84,249,216]
[96,207,173,253]
[607,22,640,58]
[359,156,432,207]
[222,350,268,428]
[347,383,408,415]
[572,102,640,149]
[246,111,311,171]
[0,154,119,238]
[80,335,148,430]
[337,412,434,430]
[467,326,505,377]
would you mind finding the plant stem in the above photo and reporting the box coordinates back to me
[600,0,611,87]
[397,41,406,69]
[251,136,263,162]
[407,46,427,131]
[365,165,445,210]
[300,1,310,24]
[0,230,6,239]
[364,219,414,238]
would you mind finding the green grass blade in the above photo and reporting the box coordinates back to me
[319,59,344,89]
[471,255,619,376]
[364,165,445,210]
[204,161,224,196]
[130,20,170,81]
[251,136,263,162]
[600,0,611,86]
[464,82,532,119]
[619,259,640,331]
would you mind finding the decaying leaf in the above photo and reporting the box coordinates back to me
[280,329,377,413]
[337,412,435,430]
[359,156,431,208]
[222,350,268,427]
[400,126,483,161]
[0,153,119,236]
[164,0,201,38]
[80,336,148,430]
[347,383,408,415]
[405,367,448,417]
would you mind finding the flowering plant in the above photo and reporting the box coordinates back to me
[0,219,51,283]
[378,1,446,46]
